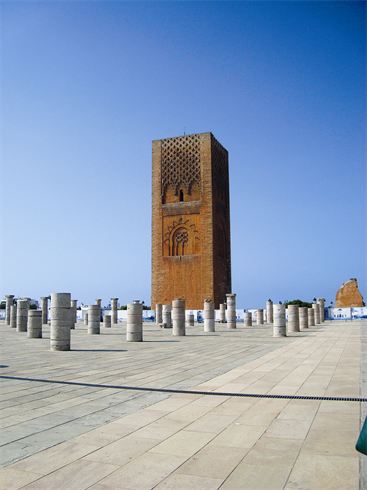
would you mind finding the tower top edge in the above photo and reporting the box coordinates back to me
[153,132,213,143]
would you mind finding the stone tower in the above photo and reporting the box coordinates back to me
[151,132,231,310]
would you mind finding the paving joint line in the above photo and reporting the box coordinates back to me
[1,375,365,402]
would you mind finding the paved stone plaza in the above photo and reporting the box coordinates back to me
[0,318,366,489]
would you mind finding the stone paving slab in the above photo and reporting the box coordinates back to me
[0,319,365,489]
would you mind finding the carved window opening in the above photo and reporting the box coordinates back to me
[171,228,189,256]
[179,189,184,202]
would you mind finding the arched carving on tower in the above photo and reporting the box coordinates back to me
[163,217,200,256]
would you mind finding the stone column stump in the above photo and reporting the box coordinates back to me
[163,305,172,329]
[308,308,315,326]
[172,299,185,337]
[312,303,320,324]
[88,305,100,334]
[266,300,273,323]
[5,295,14,325]
[288,305,300,332]
[50,293,71,351]
[103,315,111,328]
[273,304,286,337]
[156,304,163,325]
[41,297,49,325]
[226,294,236,329]
[28,310,42,338]
[10,305,17,329]
[219,304,226,323]
[111,298,119,324]
[84,313,88,325]
[186,313,194,327]
[127,301,143,341]
[318,298,325,322]
[204,300,215,332]
[299,307,309,329]
[16,299,28,332]
[257,309,264,325]
[70,300,77,329]
[244,311,252,326]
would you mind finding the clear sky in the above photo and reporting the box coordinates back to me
[1,1,366,309]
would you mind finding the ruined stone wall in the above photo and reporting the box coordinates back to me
[335,278,365,307]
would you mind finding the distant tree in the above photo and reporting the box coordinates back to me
[119,305,127,310]
[284,299,313,308]
[142,305,151,310]
[0,303,5,309]
[29,304,37,310]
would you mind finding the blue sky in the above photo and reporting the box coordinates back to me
[1,1,366,308]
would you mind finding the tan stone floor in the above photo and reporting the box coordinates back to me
[0,319,365,489]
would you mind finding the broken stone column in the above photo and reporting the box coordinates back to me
[219,304,226,323]
[28,310,42,338]
[10,305,17,329]
[50,293,71,351]
[127,300,143,341]
[95,299,102,321]
[226,294,236,329]
[84,313,88,325]
[103,315,111,328]
[204,300,215,332]
[288,305,300,332]
[155,304,162,325]
[273,304,286,337]
[5,295,14,325]
[70,300,77,330]
[111,298,118,324]
[172,298,185,336]
[88,305,100,334]
[312,303,320,324]
[244,311,252,326]
[266,300,273,323]
[16,299,28,332]
[299,307,309,329]
[257,309,264,325]
[162,305,171,329]
[308,308,315,326]
[41,297,48,325]
[318,298,325,322]
[186,313,194,326]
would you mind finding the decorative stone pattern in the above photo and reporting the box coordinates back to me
[152,132,231,310]
[161,134,201,197]
[335,278,365,307]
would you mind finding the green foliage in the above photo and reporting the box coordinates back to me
[29,304,37,310]
[119,305,127,310]
[284,299,313,308]
[0,303,5,309]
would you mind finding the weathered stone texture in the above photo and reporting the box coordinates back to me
[151,132,231,310]
[335,278,365,307]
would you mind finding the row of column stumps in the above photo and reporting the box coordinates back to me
[4,293,327,348]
